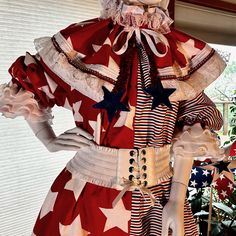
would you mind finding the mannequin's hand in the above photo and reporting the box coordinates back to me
[46,127,94,152]
[161,200,184,236]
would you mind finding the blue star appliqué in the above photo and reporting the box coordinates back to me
[93,86,129,122]
[144,84,176,110]
[213,161,231,174]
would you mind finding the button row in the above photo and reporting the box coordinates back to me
[128,149,148,187]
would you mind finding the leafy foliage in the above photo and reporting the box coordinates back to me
[224,90,236,145]
[189,186,236,236]
[205,62,236,102]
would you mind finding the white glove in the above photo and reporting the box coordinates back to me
[27,121,94,152]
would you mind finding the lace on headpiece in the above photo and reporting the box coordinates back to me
[99,0,173,31]
[100,0,120,18]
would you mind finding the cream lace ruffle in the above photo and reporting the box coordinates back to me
[182,52,226,99]
[34,34,226,102]
[101,2,173,32]
[0,83,53,122]
[34,36,114,102]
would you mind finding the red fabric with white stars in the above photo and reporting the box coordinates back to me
[60,18,209,81]
[213,174,234,201]
[229,140,236,157]
[6,16,224,236]
[33,169,132,235]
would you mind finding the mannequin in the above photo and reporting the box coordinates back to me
[0,0,225,235]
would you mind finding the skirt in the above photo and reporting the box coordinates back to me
[32,145,198,236]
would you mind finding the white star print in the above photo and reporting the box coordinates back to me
[64,98,72,110]
[92,44,102,52]
[233,169,236,176]
[59,214,89,236]
[103,37,112,46]
[99,200,131,233]
[31,233,36,236]
[190,180,197,188]
[202,169,210,176]
[67,37,86,59]
[219,174,225,180]
[73,101,83,122]
[212,181,218,188]
[40,190,58,219]
[202,181,208,187]
[88,113,101,144]
[75,20,95,27]
[64,178,86,201]
[114,104,135,130]
[228,182,234,190]
[220,190,227,198]
[108,56,119,74]
[39,85,55,99]
[191,168,198,175]
[177,39,200,59]
[44,73,58,93]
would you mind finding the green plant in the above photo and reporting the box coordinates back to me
[224,90,236,146]
[189,186,236,236]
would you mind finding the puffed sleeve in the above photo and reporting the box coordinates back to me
[0,52,66,122]
[177,92,223,131]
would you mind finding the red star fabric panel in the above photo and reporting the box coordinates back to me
[212,174,234,201]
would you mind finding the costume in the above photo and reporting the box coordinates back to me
[0,0,226,235]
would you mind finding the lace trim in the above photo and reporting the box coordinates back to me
[101,2,173,32]
[34,36,114,102]
[0,83,53,122]
[161,53,225,101]
[184,52,226,98]
[34,35,225,103]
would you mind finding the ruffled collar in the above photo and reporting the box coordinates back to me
[100,3,173,32]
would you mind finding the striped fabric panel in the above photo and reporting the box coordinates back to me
[177,92,223,130]
[130,179,199,236]
[133,44,179,148]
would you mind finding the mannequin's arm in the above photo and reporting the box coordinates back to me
[161,151,193,236]
[27,120,94,152]
[161,123,224,236]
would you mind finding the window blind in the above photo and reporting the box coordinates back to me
[175,0,236,46]
[0,1,100,235]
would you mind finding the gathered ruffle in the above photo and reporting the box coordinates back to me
[165,52,226,101]
[34,36,114,103]
[0,83,53,122]
[101,2,173,32]
[112,9,172,32]
[34,34,226,102]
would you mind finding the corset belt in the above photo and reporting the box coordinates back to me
[66,144,173,190]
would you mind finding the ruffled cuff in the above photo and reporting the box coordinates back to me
[0,83,53,123]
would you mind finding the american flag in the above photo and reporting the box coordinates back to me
[189,164,236,200]
[189,167,213,188]
[212,174,234,201]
